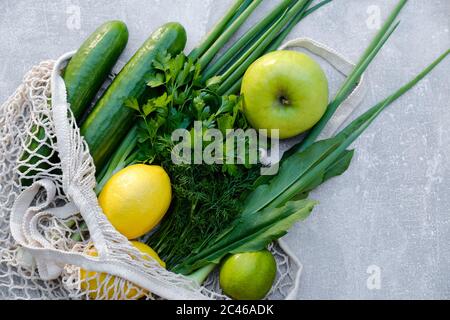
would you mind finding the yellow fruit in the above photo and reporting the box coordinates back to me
[132,241,166,268]
[80,241,165,300]
[98,164,172,239]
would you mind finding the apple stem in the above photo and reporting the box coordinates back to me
[279,96,290,106]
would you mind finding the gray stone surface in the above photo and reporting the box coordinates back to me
[0,0,449,299]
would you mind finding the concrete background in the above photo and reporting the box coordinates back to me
[1,0,449,299]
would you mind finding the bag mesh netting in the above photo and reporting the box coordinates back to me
[0,39,365,300]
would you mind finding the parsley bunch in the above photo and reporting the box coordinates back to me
[89,0,332,267]
[125,51,250,172]
[120,51,259,268]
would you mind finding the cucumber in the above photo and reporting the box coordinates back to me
[80,22,187,170]
[64,20,129,120]
[19,21,128,185]
[18,126,60,186]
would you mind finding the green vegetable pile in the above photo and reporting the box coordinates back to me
[92,0,330,269]
[171,0,450,280]
[124,51,260,267]
[18,0,449,298]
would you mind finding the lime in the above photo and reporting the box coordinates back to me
[219,250,277,300]
[98,164,172,239]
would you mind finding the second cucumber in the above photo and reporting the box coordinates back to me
[80,22,187,171]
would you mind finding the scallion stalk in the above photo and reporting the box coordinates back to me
[297,0,408,151]
[197,0,264,70]
[95,125,138,194]
[265,0,332,52]
[189,0,249,61]
[201,0,295,81]
[270,49,449,209]
[216,0,312,95]
[222,0,332,95]
[185,263,217,286]
[219,10,290,84]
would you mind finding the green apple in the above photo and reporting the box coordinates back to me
[241,50,329,139]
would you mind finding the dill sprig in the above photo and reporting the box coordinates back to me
[148,161,260,269]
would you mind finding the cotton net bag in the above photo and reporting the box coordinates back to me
[0,39,366,300]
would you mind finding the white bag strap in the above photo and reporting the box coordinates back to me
[10,179,206,299]
[50,51,111,256]
[260,37,368,166]
[10,179,81,280]
[10,52,207,300]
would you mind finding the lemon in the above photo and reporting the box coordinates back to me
[219,250,277,300]
[99,164,172,239]
[80,241,165,300]
[131,241,166,267]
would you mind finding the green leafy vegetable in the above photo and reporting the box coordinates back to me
[117,51,260,269]
[243,137,349,214]
[74,0,331,243]
[173,199,317,275]
[297,0,407,151]
[174,1,449,279]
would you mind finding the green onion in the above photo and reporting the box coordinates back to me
[219,0,333,95]
[201,0,295,81]
[297,0,408,151]
[216,0,313,95]
[188,0,249,61]
[197,0,264,70]
[265,0,333,53]
[271,49,449,209]
[218,10,290,86]
[95,125,138,194]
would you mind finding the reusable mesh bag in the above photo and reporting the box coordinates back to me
[0,39,366,300]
